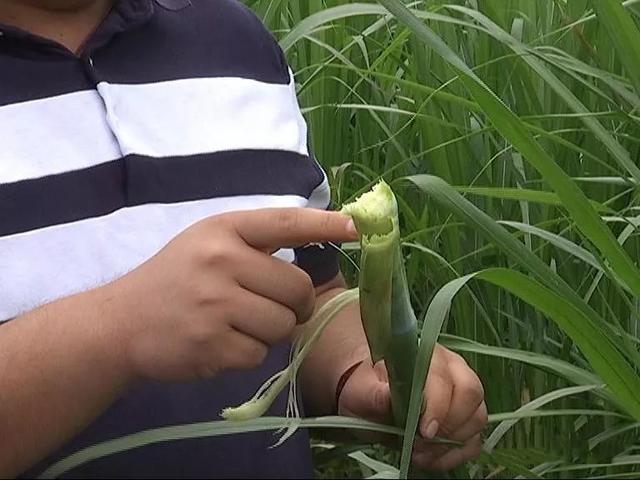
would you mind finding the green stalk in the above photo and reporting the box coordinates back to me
[356,226,394,363]
[224,181,418,429]
[342,181,418,427]
[387,243,419,426]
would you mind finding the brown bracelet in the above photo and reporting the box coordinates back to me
[334,360,365,414]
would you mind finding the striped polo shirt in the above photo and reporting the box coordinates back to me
[0,0,337,477]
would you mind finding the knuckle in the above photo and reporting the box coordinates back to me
[243,342,268,368]
[192,282,216,306]
[204,245,230,265]
[189,239,224,267]
[437,422,454,438]
[301,271,314,295]
[427,369,450,392]
[276,209,300,234]
[476,403,489,427]
[464,378,485,406]
[195,286,231,313]
[429,346,448,367]
[447,349,467,364]
[196,361,220,380]
[296,273,315,305]
[280,309,297,335]
[285,270,315,322]
[189,322,216,345]
[288,267,313,296]
[319,211,334,233]
[213,211,235,228]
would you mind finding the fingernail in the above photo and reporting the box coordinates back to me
[346,219,358,236]
[425,420,439,440]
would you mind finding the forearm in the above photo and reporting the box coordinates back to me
[0,284,132,477]
[300,281,370,416]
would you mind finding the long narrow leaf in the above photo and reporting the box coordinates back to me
[447,4,640,183]
[484,385,605,452]
[378,0,640,298]
[591,0,640,96]
[439,335,617,404]
[455,186,613,213]
[39,416,403,479]
[402,174,638,365]
[399,268,640,477]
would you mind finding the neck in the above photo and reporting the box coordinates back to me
[0,0,115,53]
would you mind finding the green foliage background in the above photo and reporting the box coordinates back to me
[242,1,640,478]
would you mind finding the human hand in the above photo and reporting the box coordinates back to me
[337,344,487,471]
[103,208,357,383]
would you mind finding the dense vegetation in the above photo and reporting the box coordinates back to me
[243,0,640,478]
[40,1,640,478]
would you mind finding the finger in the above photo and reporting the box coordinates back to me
[419,363,453,440]
[338,362,392,424]
[413,402,486,463]
[426,434,483,472]
[440,354,485,434]
[411,449,435,469]
[448,402,488,443]
[227,208,358,252]
[373,360,389,383]
[234,248,315,324]
[411,439,450,461]
[228,288,297,345]
[199,330,268,377]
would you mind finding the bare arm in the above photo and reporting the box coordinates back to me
[0,285,132,477]
[300,274,370,416]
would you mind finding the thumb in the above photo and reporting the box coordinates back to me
[338,362,392,424]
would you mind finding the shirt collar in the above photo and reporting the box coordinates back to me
[155,0,192,11]
[85,0,155,53]
[0,0,183,56]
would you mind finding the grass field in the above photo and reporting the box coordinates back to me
[242,1,640,478]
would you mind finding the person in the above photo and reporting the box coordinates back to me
[0,0,487,477]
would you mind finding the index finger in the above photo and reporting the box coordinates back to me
[228,208,358,251]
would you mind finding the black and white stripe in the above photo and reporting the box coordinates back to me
[0,151,325,237]
[3,1,332,477]
[0,0,336,322]
[0,75,310,184]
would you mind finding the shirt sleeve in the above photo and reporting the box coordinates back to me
[293,178,341,287]
[249,10,341,286]
[289,96,340,286]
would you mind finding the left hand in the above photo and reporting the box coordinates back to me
[337,344,487,471]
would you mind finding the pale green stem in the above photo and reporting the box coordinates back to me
[221,288,359,421]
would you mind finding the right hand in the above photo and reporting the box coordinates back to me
[104,208,357,383]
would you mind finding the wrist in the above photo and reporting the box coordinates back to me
[82,280,139,388]
[301,284,370,416]
[312,342,369,417]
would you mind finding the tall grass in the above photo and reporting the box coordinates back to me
[246,0,640,477]
[41,1,640,478]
